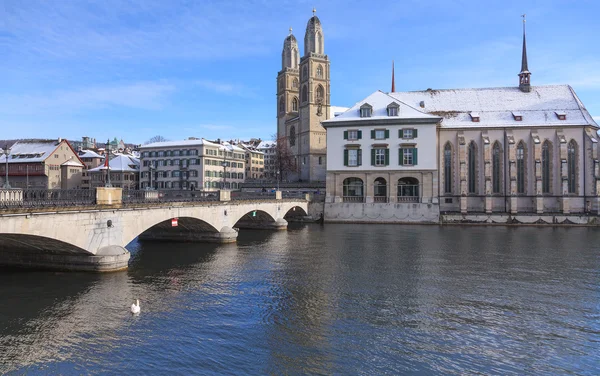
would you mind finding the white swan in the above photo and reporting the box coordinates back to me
[131,299,140,314]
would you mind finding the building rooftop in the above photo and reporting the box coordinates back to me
[88,154,140,172]
[390,84,598,128]
[0,139,62,163]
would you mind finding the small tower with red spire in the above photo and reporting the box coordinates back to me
[518,14,531,92]
[391,61,396,93]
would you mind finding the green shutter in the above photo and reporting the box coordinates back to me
[413,148,418,165]
[358,149,362,166]
[384,129,389,139]
[371,149,376,166]
[343,149,348,166]
[371,130,375,139]
[399,148,404,165]
[343,131,348,140]
[385,149,389,165]
[357,130,362,139]
[413,129,418,138]
[399,129,404,138]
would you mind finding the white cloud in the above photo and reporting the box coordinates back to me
[0,81,175,114]
[195,80,257,98]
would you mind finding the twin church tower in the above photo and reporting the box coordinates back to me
[276,10,330,182]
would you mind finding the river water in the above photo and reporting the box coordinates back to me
[0,224,599,375]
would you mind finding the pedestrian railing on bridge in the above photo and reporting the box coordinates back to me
[122,189,219,205]
[0,188,96,209]
[231,191,276,201]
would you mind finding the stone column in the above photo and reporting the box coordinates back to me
[458,134,467,214]
[219,190,231,202]
[365,173,373,203]
[483,136,492,214]
[275,190,282,200]
[507,135,517,214]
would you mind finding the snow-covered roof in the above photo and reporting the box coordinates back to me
[256,141,276,150]
[88,154,140,172]
[220,141,245,153]
[390,85,598,128]
[141,138,216,149]
[79,150,104,159]
[61,159,84,167]
[0,140,60,163]
[323,91,440,126]
[331,106,350,116]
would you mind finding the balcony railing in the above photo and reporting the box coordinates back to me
[343,196,364,203]
[396,196,420,203]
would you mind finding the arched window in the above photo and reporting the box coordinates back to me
[373,177,387,202]
[468,141,477,194]
[292,78,299,89]
[444,142,452,194]
[279,97,285,114]
[292,97,298,112]
[279,77,284,90]
[343,178,364,202]
[316,65,323,78]
[542,140,551,194]
[517,141,526,194]
[302,65,308,80]
[397,177,420,202]
[291,48,298,68]
[289,126,296,146]
[568,140,577,194]
[301,85,308,103]
[492,142,502,194]
[316,85,324,100]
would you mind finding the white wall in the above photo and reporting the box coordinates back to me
[326,122,438,171]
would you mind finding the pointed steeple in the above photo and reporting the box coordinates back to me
[518,14,531,92]
[391,61,396,93]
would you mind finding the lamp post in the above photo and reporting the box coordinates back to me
[2,144,11,189]
[105,139,112,187]
[276,170,280,191]
[221,159,227,190]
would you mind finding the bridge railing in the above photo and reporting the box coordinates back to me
[122,189,219,205]
[231,191,276,201]
[0,188,96,209]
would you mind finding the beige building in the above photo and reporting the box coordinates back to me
[238,143,265,180]
[139,139,246,190]
[277,11,330,182]
[0,139,84,189]
[78,150,104,189]
[257,141,277,180]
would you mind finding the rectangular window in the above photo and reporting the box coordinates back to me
[402,129,415,139]
[360,108,372,117]
[403,148,414,165]
[375,130,385,139]
[388,107,398,116]
[346,130,360,140]
[374,148,387,166]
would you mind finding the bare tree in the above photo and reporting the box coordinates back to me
[271,133,298,182]
[145,135,168,144]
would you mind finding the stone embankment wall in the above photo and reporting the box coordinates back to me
[324,203,440,223]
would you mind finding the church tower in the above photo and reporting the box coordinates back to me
[277,28,301,179]
[297,9,330,181]
[518,15,531,92]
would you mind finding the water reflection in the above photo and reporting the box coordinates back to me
[0,225,598,375]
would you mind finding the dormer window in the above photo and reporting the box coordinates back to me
[360,103,373,118]
[555,111,567,121]
[512,112,523,121]
[387,102,399,117]
[470,112,480,122]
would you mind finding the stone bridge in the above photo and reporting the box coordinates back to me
[0,190,309,272]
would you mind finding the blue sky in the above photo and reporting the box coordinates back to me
[1,0,598,145]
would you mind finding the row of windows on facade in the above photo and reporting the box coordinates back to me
[141,170,244,179]
[343,128,418,141]
[1,164,46,173]
[279,65,325,91]
[279,85,325,114]
[142,149,245,159]
[443,140,579,195]
[92,173,137,181]
[142,159,244,168]
[341,177,421,201]
[344,147,418,167]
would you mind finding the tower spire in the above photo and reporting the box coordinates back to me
[518,14,531,92]
[391,60,396,93]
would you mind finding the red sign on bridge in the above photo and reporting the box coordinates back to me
[171,218,178,227]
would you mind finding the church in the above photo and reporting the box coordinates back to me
[319,18,599,223]
[276,10,330,182]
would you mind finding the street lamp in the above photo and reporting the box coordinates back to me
[105,139,112,187]
[276,170,280,191]
[221,160,227,190]
[2,144,11,189]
